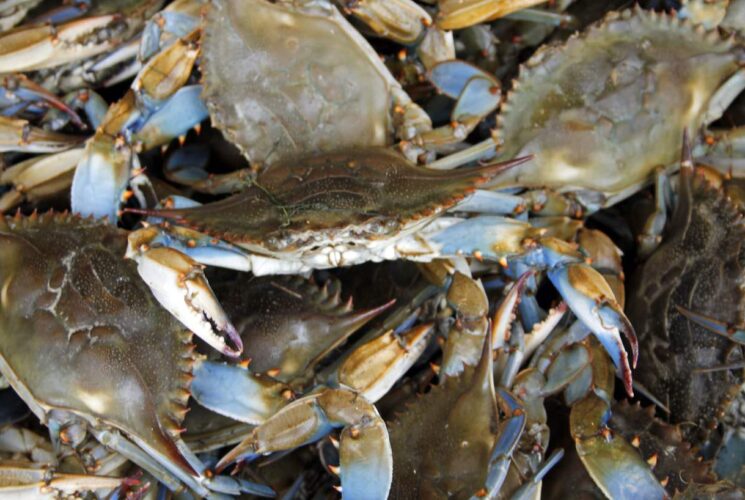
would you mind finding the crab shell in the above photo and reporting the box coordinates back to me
[145,148,516,269]
[492,7,743,204]
[626,168,745,444]
[388,338,514,499]
[202,0,404,166]
[0,213,197,482]
[212,275,393,384]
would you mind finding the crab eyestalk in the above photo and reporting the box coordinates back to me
[126,240,243,357]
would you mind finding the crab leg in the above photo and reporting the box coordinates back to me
[548,263,637,396]
[71,23,207,221]
[440,271,490,377]
[571,393,667,499]
[480,388,528,498]
[336,0,431,45]
[216,388,392,499]
[437,0,550,29]
[0,148,83,213]
[215,324,432,498]
[676,306,745,345]
[509,449,566,500]
[126,244,242,356]
[0,116,82,153]
[430,217,638,394]
[0,465,123,499]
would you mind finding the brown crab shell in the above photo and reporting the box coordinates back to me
[0,213,197,476]
[387,339,504,499]
[147,148,519,253]
[212,275,393,384]
[493,7,743,199]
[626,168,745,445]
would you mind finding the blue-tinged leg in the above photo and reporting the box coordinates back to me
[676,306,745,345]
[548,263,638,396]
[478,388,527,498]
[216,388,391,500]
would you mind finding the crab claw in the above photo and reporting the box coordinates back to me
[126,238,242,357]
[570,393,666,499]
[676,306,745,345]
[190,359,288,424]
[548,263,638,397]
[71,133,133,222]
[216,388,392,500]
[336,323,433,403]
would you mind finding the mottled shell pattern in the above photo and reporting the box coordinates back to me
[493,7,742,203]
[0,213,196,476]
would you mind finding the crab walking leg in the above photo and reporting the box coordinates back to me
[479,389,528,498]
[0,466,123,499]
[676,306,745,345]
[510,449,565,500]
[696,125,745,171]
[216,389,392,499]
[0,116,82,153]
[0,148,84,213]
[215,324,432,498]
[127,246,243,357]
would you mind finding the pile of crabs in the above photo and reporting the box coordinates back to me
[0,0,744,498]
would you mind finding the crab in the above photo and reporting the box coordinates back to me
[123,147,641,396]
[387,332,550,499]
[57,0,530,221]
[430,8,745,216]
[0,212,283,497]
[626,145,745,450]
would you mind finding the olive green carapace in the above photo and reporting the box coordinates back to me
[388,345,499,499]
[627,172,745,442]
[494,7,743,198]
[213,275,391,384]
[152,148,505,251]
[0,213,195,470]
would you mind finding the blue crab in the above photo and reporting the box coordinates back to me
[0,212,279,496]
[627,146,745,446]
[124,147,640,395]
[54,0,522,221]
[625,141,745,495]
[431,8,745,216]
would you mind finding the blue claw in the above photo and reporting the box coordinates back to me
[429,60,491,98]
[548,264,638,397]
[132,85,209,149]
[71,135,134,221]
[676,306,745,345]
[191,360,288,425]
